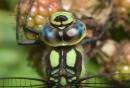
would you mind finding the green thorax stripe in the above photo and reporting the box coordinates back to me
[50,50,59,67]
[66,49,76,67]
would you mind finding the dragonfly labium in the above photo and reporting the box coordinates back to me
[1,0,130,88]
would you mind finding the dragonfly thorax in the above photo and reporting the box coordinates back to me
[44,46,86,87]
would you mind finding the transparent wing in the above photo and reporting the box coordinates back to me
[16,0,62,45]
[0,77,47,88]
[1,73,130,88]
[77,73,130,88]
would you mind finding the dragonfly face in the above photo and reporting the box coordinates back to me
[40,11,87,47]
[50,11,75,28]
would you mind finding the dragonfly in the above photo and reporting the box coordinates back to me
[1,0,130,88]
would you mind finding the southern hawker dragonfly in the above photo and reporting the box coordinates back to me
[1,0,130,88]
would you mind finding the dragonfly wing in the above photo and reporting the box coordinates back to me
[16,0,62,45]
[77,73,130,88]
[0,77,47,88]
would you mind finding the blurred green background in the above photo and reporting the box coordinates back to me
[0,0,39,78]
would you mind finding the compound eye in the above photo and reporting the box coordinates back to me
[66,28,78,37]
[63,20,86,44]
[40,24,60,46]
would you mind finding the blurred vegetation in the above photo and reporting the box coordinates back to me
[0,0,39,78]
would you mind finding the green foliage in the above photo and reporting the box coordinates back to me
[0,0,17,11]
[0,10,39,78]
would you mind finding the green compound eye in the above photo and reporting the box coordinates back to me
[50,11,75,26]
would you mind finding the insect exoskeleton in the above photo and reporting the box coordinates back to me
[40,11,87,47]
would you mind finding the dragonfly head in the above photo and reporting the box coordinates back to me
[40,11,86,46]
[50,11,75,29]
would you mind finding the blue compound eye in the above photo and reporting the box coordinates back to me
[66,28,78,37]
[64,20,86,44]
[40,20,87,46]
[40,24,61,46]
[73,20,86,36]
[43,25,55,39]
